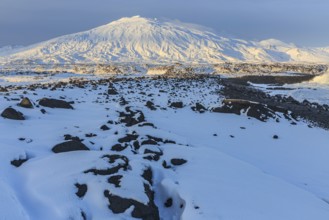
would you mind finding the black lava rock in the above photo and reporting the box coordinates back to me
[11,158,28,167]
[108,175,123,188]
[164,198,173,208]
[100,125,110,131]
[75,183,88,198]
[39,98,73,109]
[1,107,25,120]
[52,141,89,153]
[171,158,187,166]
[169,102,183,109]
[146,101,156,110]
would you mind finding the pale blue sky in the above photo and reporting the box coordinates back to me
[0,0,328,47]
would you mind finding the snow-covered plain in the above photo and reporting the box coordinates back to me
[1,74,329,220]
[1,14,329,220]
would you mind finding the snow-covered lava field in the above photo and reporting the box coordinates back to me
[1,72,329,220]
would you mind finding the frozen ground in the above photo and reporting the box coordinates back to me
[1,74,329,219]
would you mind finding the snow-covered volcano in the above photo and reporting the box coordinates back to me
[1,16,329,64]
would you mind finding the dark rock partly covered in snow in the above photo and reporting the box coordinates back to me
[169,101,183,109]
[142,167,153,185]
[11,158,28,167]
[100,125,110,131]
[84,154,129,175]
[108,88,118,95]
[85,133,97,138]
[145,101,156,110]
[191,103,207,113]
[164,198,173,208]
[138,122,156,128]
[108,175,123,188]
[108,84,119,95]
[162,161,172,169]
[212,99,291,122]
[111,143,127,152]
[119,107,145,127]
[118,134,139,143]
[52,141,89,153]
[75,183,88,198]
[220,79,329,129]
[141,139,158,146]
[19,97,33,108]
[64,134,83,142]
[104,190,159,220]
[39,98,73,109]
[104,167,159,220]
[118,97,128,105]
[143,148,163,161]
[1,107,25,120]
[273,135,279,139]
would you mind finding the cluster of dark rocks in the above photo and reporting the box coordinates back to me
[1,97,74,121]
[214,62,327,75]
[212,99,294,122]
[220,78,329,129]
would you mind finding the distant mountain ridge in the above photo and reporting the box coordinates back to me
[1,16,329,64]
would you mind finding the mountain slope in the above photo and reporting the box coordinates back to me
[1,16,329,64]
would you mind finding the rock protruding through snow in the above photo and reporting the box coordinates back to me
[1,107,25,120]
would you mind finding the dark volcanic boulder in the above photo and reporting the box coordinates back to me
[52,141,89,153]
[1,107,25,120]
[39,98,73,109]
[19,97,33,108]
